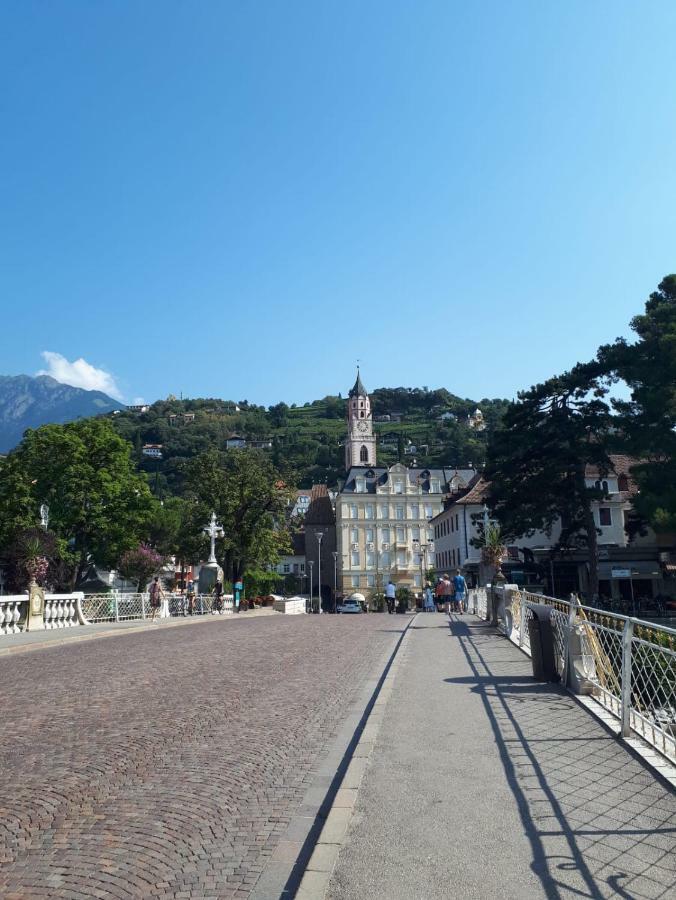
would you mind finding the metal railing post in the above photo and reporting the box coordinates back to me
[114,592,120,623]
[621,618,634,738]
[519,592,525,649]
[562,594,578,688]
[140,592,146,620]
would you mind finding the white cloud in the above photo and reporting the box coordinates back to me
[38,351,125,401]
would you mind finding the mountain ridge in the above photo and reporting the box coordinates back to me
[0,374,122,452]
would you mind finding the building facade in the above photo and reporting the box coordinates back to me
[431,458,674,604]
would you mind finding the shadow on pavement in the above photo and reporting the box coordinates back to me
[445,616,676,900]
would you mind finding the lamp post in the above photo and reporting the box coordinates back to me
[316,531,324,614]
[308,560,314,615]
[332,551,338,613]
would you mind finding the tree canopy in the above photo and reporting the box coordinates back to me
[0,418,157,589]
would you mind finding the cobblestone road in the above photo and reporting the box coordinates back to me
[0,615,402,899]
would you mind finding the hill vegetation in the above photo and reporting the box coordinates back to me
[108,387,510,493]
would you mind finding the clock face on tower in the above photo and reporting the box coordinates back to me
[356,420,369,433]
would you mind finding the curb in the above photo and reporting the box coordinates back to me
[293,614,416,899]
[249,613,416,900]
[0,609,278,658]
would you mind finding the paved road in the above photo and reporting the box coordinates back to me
[0,614,403,899]
[329,613,676,900]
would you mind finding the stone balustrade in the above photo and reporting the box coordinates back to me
[0,592,86,634]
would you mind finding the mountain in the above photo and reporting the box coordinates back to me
[0,375,122,453]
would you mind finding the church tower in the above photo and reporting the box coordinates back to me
[345,369,377,469]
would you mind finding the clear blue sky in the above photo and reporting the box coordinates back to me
[2,1,675,405]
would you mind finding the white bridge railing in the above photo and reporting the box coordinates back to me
[0,593,87,633]
[80,592,234,623]
[0,591,235,634]
[476,585,676,765]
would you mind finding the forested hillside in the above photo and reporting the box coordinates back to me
[109,388,509,493]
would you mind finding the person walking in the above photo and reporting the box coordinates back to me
[149,576,164,624]
[441,574,455,617]
[434,577,445,612]
[385,580,396,615]
[213,579,224,614]
[423,583,435,612]
[453,569,467,614]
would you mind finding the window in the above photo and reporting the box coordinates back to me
[450,517,454,533]
[411,525,420,542]
[395,504,405,520]
[367,574,375,587]
[359,445,368,462]
[283,564,290,573]
[396,550,407,567]
[379,503,389,519]
[411,503,419,519]
[350,504,358,519]
[435,524,439,539]
[599,507,612,527]
[356,478,366,493]
[396,526,405,542]
[366,550,375,568]
[350,527,359,543]
[455,514,459,530]
[365,503,374,520]
[380,551,391,568]
[380,527,390,544]
[424,503,433,518]
[394,479,403,494]
[414,573,422,587]
[618,474,629,492]
[351,575,360,588]
[351,550,360,566]
[365,527,374,543]
[300,563,305,573]
[431,479,440,493]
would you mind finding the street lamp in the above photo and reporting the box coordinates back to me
[332,551,338,613]
[316,531,325,614]
[308,560,314,614]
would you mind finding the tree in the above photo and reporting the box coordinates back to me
[118,543,165,591]
[182,448,293,582]
[0,419,157,589]
[484,363,613,599]
[598,274,676,532]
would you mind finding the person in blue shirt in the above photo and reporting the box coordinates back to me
[452,569,467,614]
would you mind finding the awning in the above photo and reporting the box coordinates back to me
[598,561,662,579]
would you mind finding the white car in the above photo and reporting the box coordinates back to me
[336,597,363,614]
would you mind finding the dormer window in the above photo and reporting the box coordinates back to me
[618,474,629,492]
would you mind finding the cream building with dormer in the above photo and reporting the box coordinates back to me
[336,371,476,596]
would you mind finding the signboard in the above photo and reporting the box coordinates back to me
[611,568,632,579]
[142,446,163,459]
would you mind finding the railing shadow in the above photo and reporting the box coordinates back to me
[446,616,676,900]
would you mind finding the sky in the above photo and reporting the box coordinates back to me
[1,1,675,407]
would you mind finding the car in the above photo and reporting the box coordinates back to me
[336,597,363,614]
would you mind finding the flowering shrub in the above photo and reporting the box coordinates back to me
[118,543,165,591]
[25,555,49,585]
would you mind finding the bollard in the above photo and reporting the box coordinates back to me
[527,604,560,682]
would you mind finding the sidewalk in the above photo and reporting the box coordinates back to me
[327,614,676,900]
[0,608,277,656]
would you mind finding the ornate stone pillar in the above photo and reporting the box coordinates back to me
[26,581,46,631]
